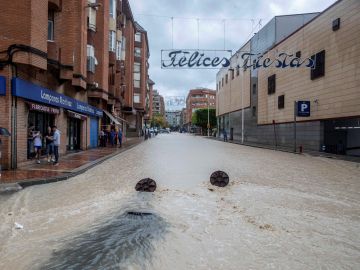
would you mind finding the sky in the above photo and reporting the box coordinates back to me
[131,0,337,110]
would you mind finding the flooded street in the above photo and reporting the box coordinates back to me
[0,133,359,270]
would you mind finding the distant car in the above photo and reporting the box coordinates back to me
[159,129,170,134]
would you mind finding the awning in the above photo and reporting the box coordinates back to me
[103,110,122,125]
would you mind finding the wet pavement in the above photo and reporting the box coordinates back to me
[0,137,142,184]
[0,133,359,270]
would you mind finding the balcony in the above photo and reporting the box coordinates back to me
[47,41,58,61]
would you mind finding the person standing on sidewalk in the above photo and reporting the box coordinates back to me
[118,128,123,148]
[45,126,54,163]
[223,129,228,142]
[52,125,61,166]
[33,130,42,164]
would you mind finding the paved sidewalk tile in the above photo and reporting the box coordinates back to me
[0,137,143,184]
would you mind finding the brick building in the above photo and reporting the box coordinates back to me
[185,88,216,127]
[152,90,165,117]
[0,0,153,169]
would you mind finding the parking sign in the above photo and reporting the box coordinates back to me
[297,101,310,117]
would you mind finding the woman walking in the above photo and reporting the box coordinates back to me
[33,130,42,164]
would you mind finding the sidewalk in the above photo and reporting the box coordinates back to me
[0,137,143,188]
[207,136,360,163]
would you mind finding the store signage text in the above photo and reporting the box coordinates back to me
[12,78,103,117]
[28,102,60,114]
[161,50,315,69]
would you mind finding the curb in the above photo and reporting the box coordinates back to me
[0,140,142,191]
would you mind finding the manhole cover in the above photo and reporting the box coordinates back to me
[210,171,229,187]
[135,178,157,192]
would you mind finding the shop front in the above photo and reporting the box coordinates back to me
[11,78,103,166]
[26,102,59,159]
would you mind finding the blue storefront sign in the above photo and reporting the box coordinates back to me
[297,101,310,117]
[0,76,6,96]
[11,78,103,117]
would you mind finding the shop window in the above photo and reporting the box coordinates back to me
[48,10,54,41]
[311,50,325,80]
[268,74,276,95]
[278,95,285,109]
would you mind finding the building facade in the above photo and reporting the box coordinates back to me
[0,0,153,169]
[216,0,360,155]
[185,88,216,127]
[152,89,165,117]
[165,111,182,128]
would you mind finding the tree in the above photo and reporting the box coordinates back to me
[151,113,168,128]
[191,108,216,132]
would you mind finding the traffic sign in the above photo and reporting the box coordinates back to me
[297,101,310,117]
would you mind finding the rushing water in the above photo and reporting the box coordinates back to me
[0,134,360,270]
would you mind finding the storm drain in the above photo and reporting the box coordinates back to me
[210,171,229,187]
[127,211,153,216]
[135,178,157,192]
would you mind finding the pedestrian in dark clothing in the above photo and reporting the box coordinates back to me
[118,129,123,147]
[223,129,228,142]
[110,129,116,146]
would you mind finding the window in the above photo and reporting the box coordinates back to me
[252,106,256,117]
[109,0,116,19]
[278,95,285,109]
[121,36,126,60]
[135,32,142,42]
[225,74,228,84]
[268,74,276,95]
[135,47,141,57]
[134,93,140,103]
[109,31,116,52]
[236,66,240,76]
[88,5,96,31]
[116,41,122,60]
[87,45,96,73]
[332,18,340,31]
[48,10,54,41]
[134,62,141,73]
[252,84,256,95]
[311,50,325,80]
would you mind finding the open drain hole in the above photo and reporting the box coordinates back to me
[210,171,229,187]
[135,178,157,192]
[127,211,153,216]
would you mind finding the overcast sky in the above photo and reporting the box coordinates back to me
[131,0,337,108]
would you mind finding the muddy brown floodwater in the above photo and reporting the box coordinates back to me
[0,134,359,269]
